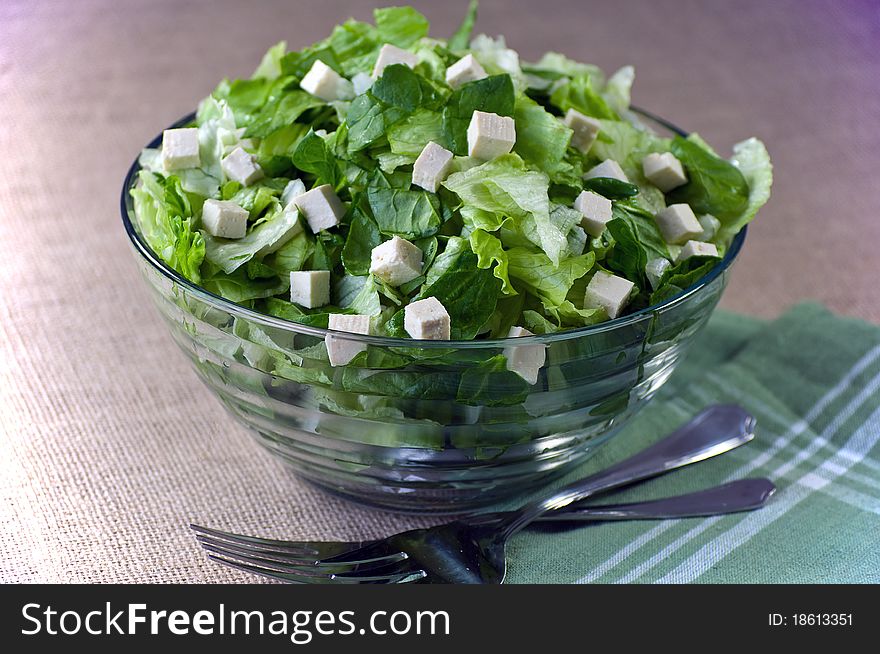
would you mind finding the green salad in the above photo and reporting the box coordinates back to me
[132,2,772,353]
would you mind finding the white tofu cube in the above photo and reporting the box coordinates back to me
[351,72,373,96]
[583,270,634,319]
[404,297,450,340]
[573,190,613,238]
[289,270,330,308]
[326,314,371,367]
[676,240,720,263]
[503,326,546,385]
[642,152,688,192]
[467,111,516,160]
[563,109,601,154]
[655,203,703,245]
[201,199,248,239]
[412,141,454,193]
[372,43,419,78]
[445,54,487,89]
[162,127,201,171]
[221,146,263,186]
[292,184,345,233]
[645,257,672,290]
[300,60,354,102]
[697,213,720,242]
[369,236,423,286]
[584,159,629,182]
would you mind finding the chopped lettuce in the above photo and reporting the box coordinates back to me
[131,1,772,351]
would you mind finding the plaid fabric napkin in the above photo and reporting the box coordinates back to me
[505,303,880,583]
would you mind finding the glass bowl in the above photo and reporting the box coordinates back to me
[121,111,746,513]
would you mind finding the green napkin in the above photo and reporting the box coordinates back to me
[506,303,880,583]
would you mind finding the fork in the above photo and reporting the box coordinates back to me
[194,404,759,584]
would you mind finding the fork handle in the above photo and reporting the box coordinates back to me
[496,404,757,538]
[532,478,775,522]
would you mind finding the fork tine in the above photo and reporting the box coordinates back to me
[198,538,409,576]
[206,551,423,585]
[194,530,408,570]
[195,537,329,567]
[190,523,361,558]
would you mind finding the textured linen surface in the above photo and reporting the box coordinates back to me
[2,0,879,583]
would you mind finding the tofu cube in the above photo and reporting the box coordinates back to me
[300,60,354,102]
[369,236,423,286]
[404,297,450,340]
[584,159,629,182]
[697,213,721,242]
[351,72,374,96]
[445,54,487,89]
[372,43,419,78]
[201,199,248,239]
[573,190,613,238]
[467,111,516,160]
[503,326,546,385]
[676,240,720,263]
[583,270,634,319]
[412,141,454,193]
[326,314,371,367]
[563,109,601,154]
[221,146,263,186]
[645,257,672,290]
[655,203,703,245]
[162,127,201,171]
[289,270,330,309]
[292,184,345,233]
[642,152,688,192]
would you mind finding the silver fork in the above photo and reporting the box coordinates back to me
[193,404,761,584]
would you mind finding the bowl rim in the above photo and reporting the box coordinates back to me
[120,109,746,348]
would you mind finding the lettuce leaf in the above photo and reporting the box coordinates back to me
[203,207,302,274]
[131,171,205,283]
[718,137,773,245]
[374,6,430,48]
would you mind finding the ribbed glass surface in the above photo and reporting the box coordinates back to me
[121,112,742,512]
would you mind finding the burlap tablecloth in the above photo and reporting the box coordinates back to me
[2,0,878,583]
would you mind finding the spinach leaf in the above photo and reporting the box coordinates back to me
[341,208,381,275]
[279,46,342,81]
[371,64,444,113]
[366,187,442,238]
[244,90,324,138]
[457,354,530,407]
[292,130,343,188]
[346,93,408,152]
[604,203,669,286]
[409,241,501,339]
[649,256,719,305]
[666,136,749,219]
[442,74,515,154]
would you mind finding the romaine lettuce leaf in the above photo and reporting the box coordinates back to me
[203,207,302,274]
[131,171,206,283]
[374,6,430,48]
